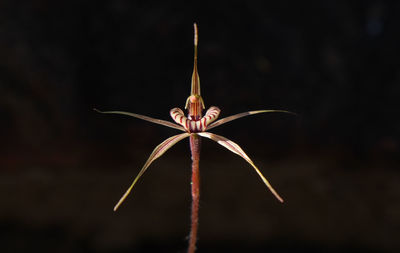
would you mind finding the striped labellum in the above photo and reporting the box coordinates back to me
[170,106,220,133]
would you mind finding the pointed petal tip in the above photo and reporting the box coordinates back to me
[113,197,124,212]
[113,201,122,211]
[269,186,284,203]
[276,195,284,203]
[113,189,131,211]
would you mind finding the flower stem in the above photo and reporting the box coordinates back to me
[188,134,201,253]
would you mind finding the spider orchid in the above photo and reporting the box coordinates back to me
[95,23,294,253]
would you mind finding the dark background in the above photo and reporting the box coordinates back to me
[1,1,399,252]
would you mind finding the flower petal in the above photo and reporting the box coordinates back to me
[203,106,220,126]
[206,110,296,130]
[170,107,190,130]
[94,109,185,132]
[197,132,284,203]
[114,132,191,211]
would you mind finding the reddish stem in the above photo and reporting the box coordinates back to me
[188,134,201,253]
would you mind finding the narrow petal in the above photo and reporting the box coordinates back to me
[114,133,191,211]
[206,110,296,130]
[197,132,284,203]
[94,108,185,132]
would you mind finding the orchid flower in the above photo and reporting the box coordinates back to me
[95,23,295,253]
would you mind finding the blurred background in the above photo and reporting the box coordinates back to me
[1,1,399,252]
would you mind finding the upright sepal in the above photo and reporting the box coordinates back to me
[185,23,205,120]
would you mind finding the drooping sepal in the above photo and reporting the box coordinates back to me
[113,132,191,211]
[197,132,284,203]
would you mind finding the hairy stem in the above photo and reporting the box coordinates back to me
[188,134,201,253]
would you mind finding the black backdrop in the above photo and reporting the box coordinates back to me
[1,1,399,252]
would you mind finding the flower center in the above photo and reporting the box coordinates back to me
[170,106,220,133]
